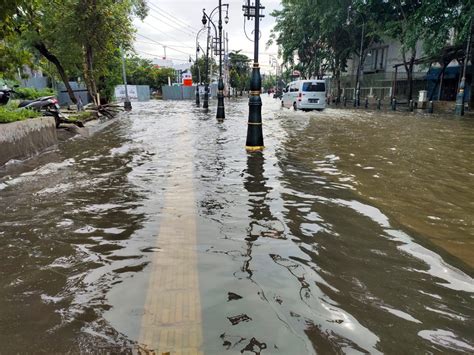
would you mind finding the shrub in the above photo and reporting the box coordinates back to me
[14,87,56,100]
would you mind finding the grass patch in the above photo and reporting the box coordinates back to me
[0,104,41,123]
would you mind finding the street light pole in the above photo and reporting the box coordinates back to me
[202,5,229,118]
[243,0,265,151]
[202,15,211,109]
[120,46,132,111]
[195,27,206,107]
[216,0,225,120]
[355,21,365,108]
[455,18,472,116]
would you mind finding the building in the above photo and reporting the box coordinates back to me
[337,38,471,102]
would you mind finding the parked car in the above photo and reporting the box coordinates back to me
[281,79,326,111]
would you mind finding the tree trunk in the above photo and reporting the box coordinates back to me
[402,47,416,101]
[429,62,447,101]
[336,68,341,103]
[83,44,98,104]
[33,42,77,104]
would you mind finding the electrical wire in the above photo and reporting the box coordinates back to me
[136,40,194,50]
[143,11,195,38]
[139,20,187,43]
[147,1,200,33]
[135,49,190,62]
[145,3,197,37]
[136,33,193,56]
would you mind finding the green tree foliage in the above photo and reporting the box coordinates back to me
[191,56,217,84]
[270,0,473,101]
[125,56,176,90]
[228,50,251,95]
[2,0,148,103]
[262,74,276,90]
[269,0,372,98]
[0,36,33,80]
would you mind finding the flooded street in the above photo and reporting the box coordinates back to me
[0,97,473,353]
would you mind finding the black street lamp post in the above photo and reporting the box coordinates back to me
[202,4,229,116]
[195,27,206,107]
[243,0,265,151]
[216,0,225,120]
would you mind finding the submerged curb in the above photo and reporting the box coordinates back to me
[0,117,57,166]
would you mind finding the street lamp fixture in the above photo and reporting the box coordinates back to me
[242,0,265,151]
[202,4,229,120]
[195,26,206,107]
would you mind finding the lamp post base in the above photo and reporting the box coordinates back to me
[203,85,209,109]
[216,78,225,120]
[245,63,264,150]
[124,100,132,111]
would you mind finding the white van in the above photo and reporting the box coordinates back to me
[281,79,326,111]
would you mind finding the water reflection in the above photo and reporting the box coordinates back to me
[1,98,473,353]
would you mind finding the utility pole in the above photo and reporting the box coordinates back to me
[243,0,265,151]
[120,46,132,111]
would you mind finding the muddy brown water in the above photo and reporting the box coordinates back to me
[0,97,472,353]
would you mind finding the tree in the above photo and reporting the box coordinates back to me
[262,74,276,90]
[269,0,374,100]
[68,0,148,102]
[191,56,217,84]
[0,33,34,80]
[360,0,424,100]
[2,0,148,103]
[125,56,176,90]
[228,50,251,96]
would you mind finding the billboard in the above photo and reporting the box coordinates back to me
[182,72,193,87]
[115,85,138,101]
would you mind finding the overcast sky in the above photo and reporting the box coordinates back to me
[133,0,282,73]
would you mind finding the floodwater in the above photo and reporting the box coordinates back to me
[0,97,473,353]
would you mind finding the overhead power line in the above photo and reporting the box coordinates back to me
[135,49,190,62]
[136,33,193,56]
[147,1,200,33]
[136,40,194,50]
[145,6,196,38]
[140,19,189,44]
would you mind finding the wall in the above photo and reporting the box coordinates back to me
[57,82,90,106]
[20,77,48,90]
[162,84,217,100]
[0,117,57,166]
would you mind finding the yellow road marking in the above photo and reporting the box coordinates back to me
[139,119,202,355]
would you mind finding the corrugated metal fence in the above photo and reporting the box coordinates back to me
[57,82,90,106]
[162,84,217,100]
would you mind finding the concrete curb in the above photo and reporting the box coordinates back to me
[0,117,58,166]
